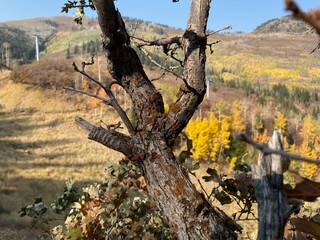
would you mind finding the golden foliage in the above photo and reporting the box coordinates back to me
[297,116,319,179]
[274,112,287,133]
[230,100,245,133]
[186,113,231,162]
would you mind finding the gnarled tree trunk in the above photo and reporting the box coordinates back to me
[76,0,241,238]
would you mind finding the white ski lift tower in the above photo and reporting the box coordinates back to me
[34,35,40,61]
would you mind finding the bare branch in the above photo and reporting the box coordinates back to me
[138,46,183,80]
[72,61,135,135]
[100,120,123,130]
[285,0,320,35]
[64,4,94,9]
[136,36,182,48]
[132,35,183,66]
[81,56,95,71]
[206,25,232,36]
[150,72,166,82]
[207,40,221,54]
[137,46,199,95]
[72,61,107,92]
[64,86,112,105]
[75,116,136,157]
[310,42,320,54]
[237,133,320,165]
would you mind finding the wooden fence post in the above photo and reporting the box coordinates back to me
[252,130,297,239]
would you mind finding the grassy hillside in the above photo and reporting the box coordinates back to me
[0,62,124,238]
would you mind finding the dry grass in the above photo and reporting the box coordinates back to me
[0,79,123,237]
[0,72,259,239]
[191,163,258,239]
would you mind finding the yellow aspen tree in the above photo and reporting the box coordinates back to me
[208,113,221,161]
[186,117,201,158]
[298,116,318,178]
[300,115,316,142]
[219,115,231,150]
[196,118,211,160]
[230,100,245,133]
[215,99,227,122]
[299,144,318,179]
[274,112,287,134]
[217,115,231,162]
[253,128,270,144]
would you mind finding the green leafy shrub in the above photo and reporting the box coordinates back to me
[20,159,171,239]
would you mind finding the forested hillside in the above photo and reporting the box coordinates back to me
[0,14,319,239]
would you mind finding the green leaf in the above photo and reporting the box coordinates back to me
[202,168,219,182]
[214,189,232,205]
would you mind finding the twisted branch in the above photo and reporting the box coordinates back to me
[206,25,232,36]
[64,86,112,105]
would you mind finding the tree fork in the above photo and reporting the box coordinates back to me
[81,0,242,238]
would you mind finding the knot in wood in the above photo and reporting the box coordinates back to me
[183,30,207,47]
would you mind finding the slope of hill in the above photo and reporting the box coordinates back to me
[0,17,98,63]
[0,16,176,64]
[253,15,310,34]
[1,15,320,117]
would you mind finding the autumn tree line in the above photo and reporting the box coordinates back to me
[184,99,320,179]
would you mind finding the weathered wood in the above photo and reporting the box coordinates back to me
[252,130,297,240]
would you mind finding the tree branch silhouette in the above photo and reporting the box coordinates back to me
[237,133,320,165]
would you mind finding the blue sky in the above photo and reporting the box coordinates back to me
[0,0,317,32]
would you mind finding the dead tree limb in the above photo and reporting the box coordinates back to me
[138,46,184,80]
[206,25,232,36]
[63,86,112,105]
[237,133,320,164]
[71,61,135,135]
[75,116,137,157]
[285,0,320,53]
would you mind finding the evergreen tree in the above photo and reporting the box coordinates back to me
[74,45,80,55]
[66,48,71,59]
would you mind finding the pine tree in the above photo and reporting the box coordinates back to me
[66,48,71,59]
[74,45,80,55]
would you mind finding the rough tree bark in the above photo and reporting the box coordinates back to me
[252,130,298,240]
[76,0,241,238]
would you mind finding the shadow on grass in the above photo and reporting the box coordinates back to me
[0,111,76,162]
[0,177,95,239]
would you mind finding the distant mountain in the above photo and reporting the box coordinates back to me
[0,16,177,65]
[0,25,35,63]
[253,15,310,34]
[0,17,98,64]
